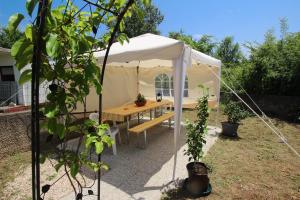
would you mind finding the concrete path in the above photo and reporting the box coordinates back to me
[62,123,221,200]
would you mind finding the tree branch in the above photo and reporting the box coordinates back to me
[82,0,118,16]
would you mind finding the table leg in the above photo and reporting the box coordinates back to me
[138,113,140,124]
[126,116,130,143]
[161,106,163,116]
[150,109,152,120]
[143,130,147,148]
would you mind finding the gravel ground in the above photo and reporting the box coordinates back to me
[3,122,220,200]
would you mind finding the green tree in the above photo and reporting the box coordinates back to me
[123,0,163,38]
[169,31,216,55]
[244,25,300,95]
[216,36,243,66]
[0,26,23,48]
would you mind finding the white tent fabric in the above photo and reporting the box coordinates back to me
[93,33,221,179]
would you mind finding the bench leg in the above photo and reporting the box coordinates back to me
[113,121,122,144]
[143,130,147,148]
[112,141,117,155]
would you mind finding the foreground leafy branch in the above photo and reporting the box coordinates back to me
[8,0,150,198]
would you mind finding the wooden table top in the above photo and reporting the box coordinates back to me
[103,100,171,121]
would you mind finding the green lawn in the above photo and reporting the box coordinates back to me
[163,110,300,199]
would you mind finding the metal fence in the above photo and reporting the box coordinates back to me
[0,81,18,105]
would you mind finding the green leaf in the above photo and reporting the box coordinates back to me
[56,123,65,140]
[40,153,46,164]
[70,162,79,177]
[19,69,32,85]
[45,108,57,118]
[117,33,129,45]
[92,79,102,94]
[11,37,33,70]
[11,37,28,57]
[47,118,57,133]
[85,136,97,149]
[26,0,38,16]
[7,13,24,33]
[95,141,103,154]
[46,34,59,57]
[25,25,34,42]
[54,162,64,172]
[142,0,151,6]
[101,163,109,171]
[102,134,114,147]
[15,44,34,70]
[119,20,125,32]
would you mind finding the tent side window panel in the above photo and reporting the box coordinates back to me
[170,76,188,97]
[155,73,170,97]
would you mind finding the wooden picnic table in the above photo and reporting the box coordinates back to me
[103,100,172,142]
[103,100,171,122]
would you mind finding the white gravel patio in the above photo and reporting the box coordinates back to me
[61,122,221,200]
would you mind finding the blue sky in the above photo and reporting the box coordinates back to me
[1,0,300,47]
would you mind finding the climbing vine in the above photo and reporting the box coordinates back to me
[8,0,150,199]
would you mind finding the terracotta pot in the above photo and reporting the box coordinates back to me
[222,122,239,137]
[135,100,147,107]
[186,162,209,195]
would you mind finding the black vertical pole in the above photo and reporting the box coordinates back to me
[31,0,48,199]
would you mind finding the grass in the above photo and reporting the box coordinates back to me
[162,109,300,199]
[0,151,31,197]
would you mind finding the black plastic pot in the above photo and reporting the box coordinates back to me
[185,162,209,195]
[222,122,239,137]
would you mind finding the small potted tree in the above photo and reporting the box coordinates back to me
[135,93,147,107]
[222,101,248,137]
[184,94,211,196]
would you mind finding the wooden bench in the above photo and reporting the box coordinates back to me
[128,112,174,147]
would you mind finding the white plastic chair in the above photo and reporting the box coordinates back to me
[89,113,119,155]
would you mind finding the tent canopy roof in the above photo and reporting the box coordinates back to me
[94,33,221,68]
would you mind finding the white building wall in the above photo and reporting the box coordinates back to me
[0,50,48,106]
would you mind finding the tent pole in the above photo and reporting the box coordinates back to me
[172,45,190,181]
[137,61,140,95]
[215,65,221,128]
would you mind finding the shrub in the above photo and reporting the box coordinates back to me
[224,101,248,124]
[185,95,209,162]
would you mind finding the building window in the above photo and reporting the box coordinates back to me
[155,74,189,97]
[0,66,15,81]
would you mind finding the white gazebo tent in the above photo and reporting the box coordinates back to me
[87,33,221,179]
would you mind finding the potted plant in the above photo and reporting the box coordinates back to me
[184,94,210,196]
[222,101,247,137]
[135,93,147,107]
